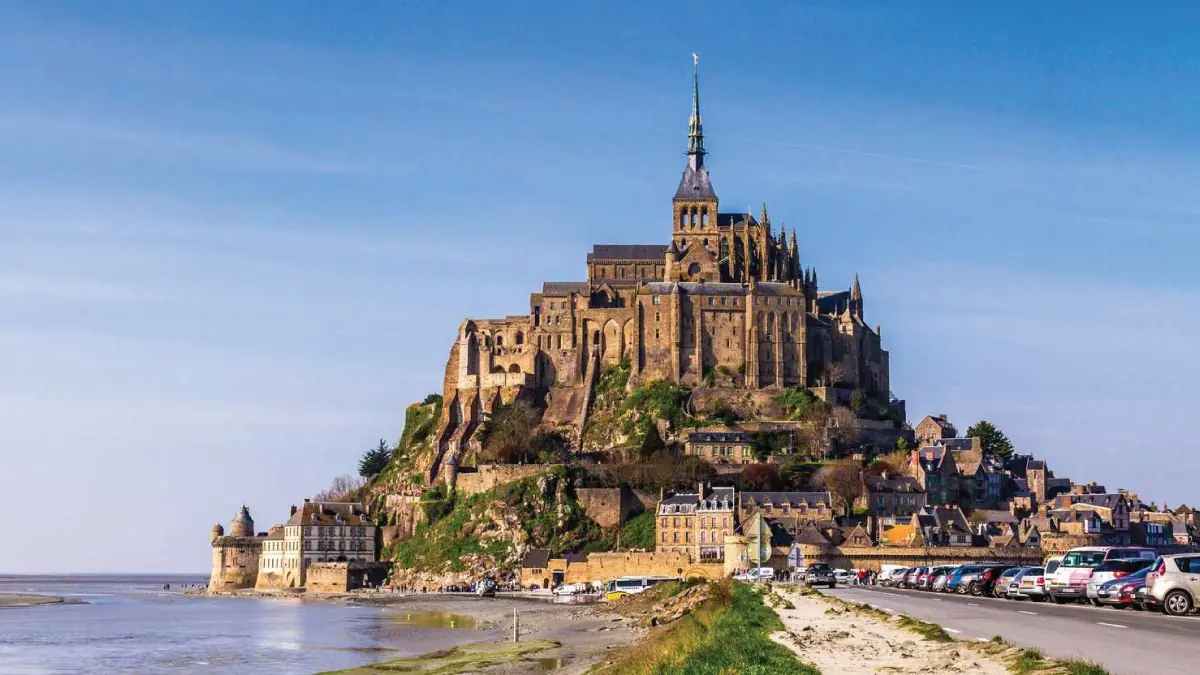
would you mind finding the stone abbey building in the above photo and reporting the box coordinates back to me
[429,60,890,482]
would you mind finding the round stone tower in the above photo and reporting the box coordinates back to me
[230,505,254,538]
[210,523,225,543]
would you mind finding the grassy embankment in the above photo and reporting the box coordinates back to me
[591,580,820,675]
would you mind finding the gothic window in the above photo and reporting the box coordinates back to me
[679,211,686,228]
[720,296,726,306]
[652,295,660,305]
[707,297,713,306]
[655,312,660,322]
[655,329,660,339]
[515,332,523,345]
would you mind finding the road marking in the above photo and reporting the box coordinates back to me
[944,628,962,634]
[1018,610,1038,616]
[967,603,980,607]
[1097,622,1127,629]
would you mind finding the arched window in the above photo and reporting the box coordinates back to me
[495,335,503,347]
[508,364,520,373]
[515,332,524,345]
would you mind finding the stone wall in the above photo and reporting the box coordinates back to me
[797,544,1044,571]
[307,561,393,593]
[453,464,558,496]
[209,537,261,592]
[562,551,723,584]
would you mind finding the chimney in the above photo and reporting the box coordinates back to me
[290,505,298,516]
[939,413,948,421]
[304,498,311,503]
[698,482,706,500]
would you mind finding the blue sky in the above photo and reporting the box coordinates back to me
[3,2,1199,573]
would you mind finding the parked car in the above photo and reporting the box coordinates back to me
[956,563,1010,596]
[881,568,909,587]
[1086,559,1151,605]
[927,566,956,592]
[1009,567,1046,601]
[903,567,926,589]
[833,569,853,585]
[805,563,837,588]
[994,567,1025,598]
[1096,566,1151,609]
[1147,554,1200,616]
[1048,547,1156,604]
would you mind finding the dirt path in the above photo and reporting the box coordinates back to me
[770,587,1010,675]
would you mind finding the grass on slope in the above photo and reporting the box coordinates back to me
[590,580,819,675]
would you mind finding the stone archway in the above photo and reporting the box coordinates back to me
[603,319,622,363]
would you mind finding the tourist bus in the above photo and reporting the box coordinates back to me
[602,575,679,602]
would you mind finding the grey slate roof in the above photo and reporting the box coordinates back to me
[687,430,753,443]
[935,438,976,452]
[716,213,758,228]
[522,550,551,569]
[675,164,717,200]
[865,475,923,493]
[542,281,588,296]
[588,245,667,261]
[740,491,833,508]
[640,281,801,296]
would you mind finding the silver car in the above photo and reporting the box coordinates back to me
[1086,559,1151,605]
[1009,567,1046,601]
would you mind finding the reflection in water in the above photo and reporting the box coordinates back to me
[391,610,484,630]
[528,656,567,670]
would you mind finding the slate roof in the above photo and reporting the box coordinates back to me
[688,430,753,443]
[715,213,757,229]
[740,491,833,508]
[675,164,717,200]
[865,475,923,493]
[659,487,736,513]
[542,281,588,296]
[587,245,667,261]
[974,510,1018,525]
[1061,494,1127,510]
[816,291,850,314]
[285,501,368,527]
[937,438,977,452]
[522,549,551,569]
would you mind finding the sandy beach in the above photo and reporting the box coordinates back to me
[770,587,1010,675]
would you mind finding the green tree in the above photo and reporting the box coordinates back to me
[639,423,666,460]
[849,388,868,416]
[359,439,391,477]
[966,420,1014,462]
[478,402,542,463]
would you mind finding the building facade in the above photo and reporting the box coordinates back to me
[656,485,736,562]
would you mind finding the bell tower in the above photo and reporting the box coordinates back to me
[672,54,719,256]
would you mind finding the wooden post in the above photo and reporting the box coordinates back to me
[512,607,519,642]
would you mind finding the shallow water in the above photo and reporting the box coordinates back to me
[0,575,488,675]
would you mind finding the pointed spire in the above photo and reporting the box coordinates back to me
[852,273,862,301]
[761,202,769,229]
[687,53,706,169]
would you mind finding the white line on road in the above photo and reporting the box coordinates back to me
[944,628,962,634]
[1018,610,1038,615]
[968,603,980,607]
[1096,622,1127,629]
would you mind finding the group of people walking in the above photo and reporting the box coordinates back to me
[854,569,878,586]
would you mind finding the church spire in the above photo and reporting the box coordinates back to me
[687,53,706,169]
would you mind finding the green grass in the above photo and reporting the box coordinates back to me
[894,615,953,643]
[315,639,558,675]
[590,581,819,675]
[976,640,1110,675]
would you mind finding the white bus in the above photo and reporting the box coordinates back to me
[602,575,678,601]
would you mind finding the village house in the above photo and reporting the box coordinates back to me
[656,484,736,562]
[909,446,959,506]
[684,429,757,466]
[863,474,925,521]
[914,414,957,446]
[737,491,834,526]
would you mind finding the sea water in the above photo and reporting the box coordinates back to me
[0,575,484,674]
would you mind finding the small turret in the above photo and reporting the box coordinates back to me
[230,505,254,538]
[211,523,224,544]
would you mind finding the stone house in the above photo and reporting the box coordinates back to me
[684,429,756,465]
[656,484,736,562]
[914,414,956,446]
[737,491,834,526]
[1052,493,1131,532]
[914,506,973,547]
[909,446,959,506]
[209,506,264,592]
[256,500,377,590]
[863,474,926,521]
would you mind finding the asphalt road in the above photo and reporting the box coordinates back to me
[822,584,1200,675]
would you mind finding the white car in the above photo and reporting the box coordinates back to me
[833,569,852,585]
[735,567,776,582]
[553,583,586,596]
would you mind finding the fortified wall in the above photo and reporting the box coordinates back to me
[453,464,560,496]
[307,561,393,593]
[209,536,262,591]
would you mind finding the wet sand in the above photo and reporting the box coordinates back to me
[0,593,71,607]
[340,594,642,675]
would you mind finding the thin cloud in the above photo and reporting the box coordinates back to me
[0,114,363,175]
[739,136,988,172]
[0,273,159,303]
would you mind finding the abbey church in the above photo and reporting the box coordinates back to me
[428,60,890,481]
